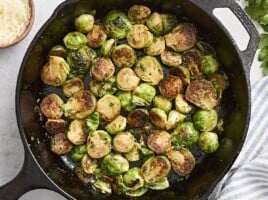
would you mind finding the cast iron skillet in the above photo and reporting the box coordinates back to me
[0,0,259,199]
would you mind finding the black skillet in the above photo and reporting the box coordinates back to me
[0,0,259,199]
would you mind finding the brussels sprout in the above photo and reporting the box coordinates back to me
[100,39,116,57]
[40,94,64,119]
[141,156,171,183]
[132,83,156,106]
[144,36,165,56]
[128,5,151,23]
[159,75,183,99]
[113,132,135,153]
[127,24,154,49]
[48,45,67,59]
[81,154,98,174]
[50,133,73,155]
[85,112,100,132]
[67,46,97,77]
[166,147,195,176]
[75,167,93,184]
[145,177,169,190]
[127,108,149,128]
[196,41,216,56]
[67,119,87,145]
[175,94,193,114]
[166,110,186,130]
[185,79,218,110]
[89,76,117,98]
[116,91,136,111]
[63,32,87,50]
[87,25,107,48]
[149,108,167,129]
[165,23,196,52]
[161,14,178,35]
[74,14,94,33]
[41,56,70,87]
[208,73,229,99]
[45,119,67,135]
[146,12,163,36]
[182,49,202,77]
[116,68,140,91]
[111,44,136,68]
[70,144,86,161]
[169,65,191,87]
[193,109,218,132]
[123,167,144,191]
[124,144,140,162]
[103,10,132,39]
[135,56,163,85]
[126,187,148,197]
[96,94,121,121]
[153,95,172,113]
[91,57,115,81]
[198,132,219,154]
[63,77,84,97]
[101,153,129,175]
[93,179,112,194]
[105,115,127,135]
[87,130,112,159]
[147,130,171,154]
[138,145,154,158]
[64,90,96,119]
[201,55,219,75]
[161,49,182,67]
[172,122,199,147]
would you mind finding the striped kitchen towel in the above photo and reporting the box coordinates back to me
[209,77,268,200]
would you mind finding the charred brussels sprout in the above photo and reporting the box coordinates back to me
[198,132,219,154]
[50,133,73,155]
[208,73,229,99]
[48,45,67,59]
[150,108,167,129]
[182,49,202,77]
[70,145,86,161]
[67,119,87,145]
[63,32,87,50]
[101,153,129,175]
[111,44,136,68]
[74,14,94,33]
[161,14,178,35]
[127,24,153,49]
[201,55,219,75]
[161,49,182,67]
[45,119,67,135]
[116,91,136,111]
[175,94,193,114]
[169,65,191,87]
[144,36,165,56]
[124,144,140,162]
[81,154,98,174]
[123,167,144,191]
[135,56,163,85]
[91,57,115,81]
[105,115,127,135]
[185,79,218,110]
[153,95,172,113]
[127,108,149,128]
[40,94,64,119]
[193,109,218,132]
[100,39,116,57]
[128,5,151,23]
[166,110,186,130]
[146,12,163,36]
[103,10,132,39]
[87,25,107,48]
[116,68,140,91]
[113,132,135,153]
[197,41,217,56]
[147,130,171,154]
[159,75,183,100]
[132,83,156,106]
[85,112,100,132]
[41,56,70,87]
[63,77,84,97]
[145,177,169,190]
[89,76,117,98]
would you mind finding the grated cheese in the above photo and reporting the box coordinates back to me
[0,0,31,46]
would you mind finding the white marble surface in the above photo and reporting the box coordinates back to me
[0,0,263,199]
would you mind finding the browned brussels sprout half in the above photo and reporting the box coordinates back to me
[91,57,115,81]
[182,49,202,77]
[67,119,87,145]
[169,65,191,87]
[63,77,84,97]
[147,130,171,154]
[111,44,136,68]
[127,108,149,128]
[113,132,135,153]
[87,25,107,48]
[50,133,73,155]
[45,119,67,135]
[127,24,153,49]
[128,5,151,24]
[40,94,64,119]
[159,75,183,99]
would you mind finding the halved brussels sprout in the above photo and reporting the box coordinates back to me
[81,154,98,174]
[67,119,87,145]
[166,110,186,130]
[75,167,92,184]
[91,57,115,81]
[63,32,87,50]
[74,14,94,33]
[64,90,96,119]
[111,44,136,68]
[147,130,171,154]
[93,179,112,194]
[41,56,70,87]
[174,94,193,114]
[172,122,199,147]
[50,133,73,155]
[113,132,135,153]
[45,119,67,135]
[166,147,195,176]
[141,156,171,183]
[87,25,107,48]
[161,14,178,35]
[101,153,129,175]
[153,95,172,113]
[123,167,144,191]
[116,68,140,91]
[127,108,149,128]
[132,83,156,106]
[124,144,140,162]
[149,108,167,129]
[85,112,100,132]
[100,39,116,57]
[63,77,84,97]
[89,76,117,98]
[87,130,112,159]
[146,12,163,36]
[196,41,217,56]
[48,45,67,59]
[169,65,191,87]
[208,73,229,99]
[185,79,218,110]
[193,109,218,132]
[159,75,182,99]
[144,37,165,56]
[201,55,219,75]
[126,187,148,197]
[116,91,136,111]
[70,144,86,161]
[198,132,219,154]
[105,115,127,135]
[165,23,196,52]
[135,56,163,85]
[96,94,121,121]
[40,94,64,119]
[145,177,169,190]
[127,24,153,49]
[128,5,151,23]
[182,49,202,77]
[161,49,182,67]
[103,10,132,39]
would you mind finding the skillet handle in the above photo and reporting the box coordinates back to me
[190,0,259,73]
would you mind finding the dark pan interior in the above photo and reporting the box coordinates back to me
[16,0,250,199]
